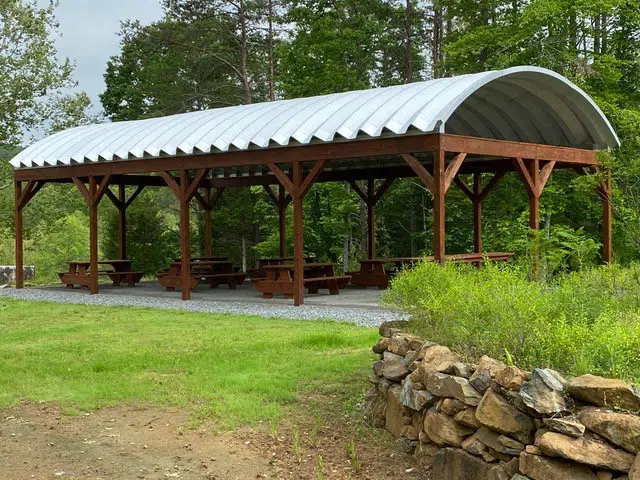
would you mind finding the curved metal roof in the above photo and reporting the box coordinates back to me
[10,66,619,169]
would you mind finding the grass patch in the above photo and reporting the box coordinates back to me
[0,298,378,428]
[384,261,640,382]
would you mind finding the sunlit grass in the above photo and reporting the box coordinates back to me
[0,298,378,428]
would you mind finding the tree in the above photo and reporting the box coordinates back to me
[0,0,91,145]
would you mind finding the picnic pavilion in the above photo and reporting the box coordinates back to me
[10,66,620,305]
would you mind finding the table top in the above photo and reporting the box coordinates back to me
[263,262,334,270]
[174,256,228,262]
[69,259,132,266]
[171,260,233,267]
[360,258,424,264]
[259,257,314,263]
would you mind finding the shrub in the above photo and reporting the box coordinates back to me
[383,261,640,381]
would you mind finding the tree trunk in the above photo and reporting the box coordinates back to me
[268,0,275,101]
[239,0,252,105]
[406,0,413,83]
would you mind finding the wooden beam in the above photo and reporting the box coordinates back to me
[161,171,182,199]
[348,180,368,204]
[443,152,467,193]
[204,188,212,257]
[402,153,435,193]
[125,185,145,208]
[292,161,304,306]
[94,175,112,204]
[185,168,209,201]
[179,170,191,300]
[514,158,536,197]
[14,181,23,289]
[72,178,91,204]
[278,184,287,258]
[478,172,505,201]
[267,163,295,194]
[263,184,278,205]
[373,178,395,204]
[367,177,375,259]
[453,176,474,200]
[537,161,556,196]
[433,148,446,263]
[118,184,127,260]
[89,176,99,295]
[599,172,613,264]
[473,174,482,253]
[299,159,327,197]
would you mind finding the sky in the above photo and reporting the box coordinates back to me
[39,0,164,114]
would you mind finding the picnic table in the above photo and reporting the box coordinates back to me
[172,256,228,263]
[247,256,314,279]
[252,262,350,299]
[158,260,246,291]
[349,252,515,289]
[59,260,144,289]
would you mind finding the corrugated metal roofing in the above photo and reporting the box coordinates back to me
[10,66,619,169]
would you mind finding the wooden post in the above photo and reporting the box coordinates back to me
[118,184,127,260]
[89,176,99,295]
[14,181,24,289]
[528,158,540,230]
[367,176,375,259]
[204,188,213,257]
[601,172,613,264]
[278,184,287,258]
[473,173,482,253]
[433,148,446,263]
[292,162,304,306]
[180,170,191,300]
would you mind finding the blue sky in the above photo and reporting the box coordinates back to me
[40,0,164,114]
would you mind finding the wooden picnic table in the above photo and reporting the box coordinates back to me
[252,262,350,299]
[172,256,228,263]
[349,252,515,289]
[158,260,246,291]
[59,260,144,289]
[247,256,314,279]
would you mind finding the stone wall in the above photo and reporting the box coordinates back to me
[368,321,640,479]
[0,266,35,285]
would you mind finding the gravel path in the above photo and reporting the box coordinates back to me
[0,287,407,327]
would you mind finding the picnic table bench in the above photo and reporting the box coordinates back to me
[59,260,144,289]
[349,252,515,289]
[158,260,246,291]
[252,262,350,299]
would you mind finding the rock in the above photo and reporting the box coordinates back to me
[525,445,542,455]
[424,407,474,447]
[432,448,510,480]
[568,375,640,412]
[368,373,380,384]
[454,362,474,379]
[496,366,529,391]
[400,375,435,411]
[504,457,520,477]
[413,443,439,469]
[597,472,614,480]
[378,377,392,397]
[476,389,536,444]
[520,369,568,415]
[382,351,409,381]
[470,356,506,394]
[462,434,488,456]
[499,435,525,453]
[373,360,383,376]
[385,385,407,437]
[379,320,408,338]
[543,417,586,438]
[519,452,598,480]
[388,333,423,356]
[425,372,483,406]
[578,407,640,454]
[629,454,640,480]
[474,427,523,456]
[511,475,532,480]
[372,337,389,354]
[400,424,419,440]
[417,345,460,376]
[441,398,467,415]
[536,431,634,472]
[455,407,483,429]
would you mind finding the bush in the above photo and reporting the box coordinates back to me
[383,261,640,381]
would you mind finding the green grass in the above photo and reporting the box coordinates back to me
[0,298,379,428]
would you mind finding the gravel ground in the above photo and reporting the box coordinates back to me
[0,287,407,326]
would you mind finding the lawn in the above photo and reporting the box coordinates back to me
[0,298,379,428]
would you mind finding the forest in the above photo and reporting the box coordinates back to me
[1,0,639,280]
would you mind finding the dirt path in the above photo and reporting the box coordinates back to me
[0,402,421,479]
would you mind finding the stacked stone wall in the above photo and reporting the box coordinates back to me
[368,321,640,479]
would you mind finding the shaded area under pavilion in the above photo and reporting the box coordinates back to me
[11,66,620,306]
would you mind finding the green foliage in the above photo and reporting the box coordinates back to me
[0,0,92,145]
[0,297,379,427]
[385,261,640,381]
